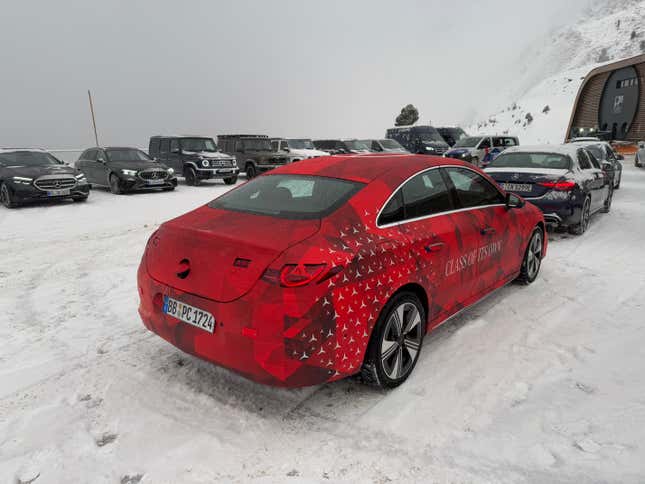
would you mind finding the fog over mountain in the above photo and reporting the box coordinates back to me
[0,0,590,149]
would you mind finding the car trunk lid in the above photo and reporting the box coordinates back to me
[485,167,572,198]
[146,205,320,302]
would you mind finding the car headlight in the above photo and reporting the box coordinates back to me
[167,168,174,175]
[75,173,88,183]
[121,169,138,176]
[201,159,210,168]
[11,176,33,185]
[425,146,435,152]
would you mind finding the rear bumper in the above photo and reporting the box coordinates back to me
[527,197,581,227]
[137,260,351,387]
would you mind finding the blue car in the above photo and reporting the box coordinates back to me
[485,145,612,235]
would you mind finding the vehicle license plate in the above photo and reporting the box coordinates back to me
[501,183,532,193]
[146,179,165,185]
[163,296,215,333]
[47,189,71,196]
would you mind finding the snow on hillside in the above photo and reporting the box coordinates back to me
[468,0,645,144]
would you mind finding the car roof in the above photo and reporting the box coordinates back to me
[0,148,48,153]
[269,154,472,183]
[218,134,268,139]
[502,144,581,158]
[150,135,213,139]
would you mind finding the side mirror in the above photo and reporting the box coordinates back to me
[505,192,525,209]
[283,147,290,152]
[602,161,613,171]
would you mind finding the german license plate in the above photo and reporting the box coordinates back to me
[163,296,215,333]
[501,183,532,193]
[146,179,165,185]
[47,188,71,196]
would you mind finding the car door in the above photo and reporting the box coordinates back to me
[385,168,476,323]
[474,137,491,166]
[75,149,93,180]
[578,148,607,212]
[443,166,517,299]
[94,149,111,184]
[166,138,182,173]
[158,138,171,168]
[80,149,99,184]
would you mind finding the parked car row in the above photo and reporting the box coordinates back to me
[483,141,623,235]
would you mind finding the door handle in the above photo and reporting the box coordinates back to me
[480,226,496,236]
[424,242,445,253]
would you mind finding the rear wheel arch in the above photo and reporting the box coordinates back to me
[385,283,429,328]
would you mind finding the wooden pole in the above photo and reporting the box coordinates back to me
[88,90,99,147]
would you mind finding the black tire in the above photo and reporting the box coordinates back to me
[614,172,621,189]
[568,196,591,236]
[72,195,88,202]
[471,156,480,167]
[0,182,17,208]
[245,163,257,179]
[635,155,642,168]
[162,186,175,192]
[108,173,123,194]
[360,292,426,389]
[601,185,613,213]
[184,167,200,186]
[223,176,238,185]
[516,227,544,285]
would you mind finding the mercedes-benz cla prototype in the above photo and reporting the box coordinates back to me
[138,155,546,388]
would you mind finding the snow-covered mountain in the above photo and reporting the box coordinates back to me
[467,0,645,144]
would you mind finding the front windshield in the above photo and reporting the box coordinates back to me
[0,151,61,167]
[379,139,405,150]
[343,140,369,151]
[454,137,482,148]
[414,127,445,143]
[489,152,572,170]
[288,139,315,150]
[106,149,152,162]
[180,138,218,152]
[245,139,272,151]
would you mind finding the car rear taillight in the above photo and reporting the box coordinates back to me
[538,181,576,191]
[262,264,343,287]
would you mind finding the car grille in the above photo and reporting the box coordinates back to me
[34,175,77,191]
[209,159,233,168]
[139,169,168,180]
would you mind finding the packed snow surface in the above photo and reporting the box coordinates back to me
[1,164,645,483]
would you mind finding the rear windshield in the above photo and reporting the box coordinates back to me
[209,174,364,219]
[489,152,572,170]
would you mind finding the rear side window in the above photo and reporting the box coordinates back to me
[378,191,404,226]
[401,169,453,219]
[444,167,505,208]
[586,150,601,169]
[479,137,491,149]
[84,149,97,161]
[159,139,170,154]
[149,139,160,156]
[209,175,364,220]
[577,150,592,169]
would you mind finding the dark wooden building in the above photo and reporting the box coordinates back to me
[567,54,645,142]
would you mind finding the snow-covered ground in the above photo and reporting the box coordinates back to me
[2,164,645,483]
[466,0,645,144]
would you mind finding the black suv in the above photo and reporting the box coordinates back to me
[0,149,90,208]
[385,126,449,155]
[76,147,177,194]
[149,136,238,186]
[218,135,300,178]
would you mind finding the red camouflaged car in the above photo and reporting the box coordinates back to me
[137,154,546,388]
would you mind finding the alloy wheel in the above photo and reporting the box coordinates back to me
[581,198,591,233]
[1,184,12,208]
[380,302,423,380]
[525,231,542,280]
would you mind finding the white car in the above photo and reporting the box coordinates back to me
[636,141,645,168]
[270,138,329,161]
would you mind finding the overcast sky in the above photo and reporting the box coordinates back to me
[0,0,590,149]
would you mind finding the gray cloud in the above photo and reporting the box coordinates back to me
[0,0,590,149]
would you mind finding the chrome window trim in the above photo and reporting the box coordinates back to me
[375,164,506,229]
